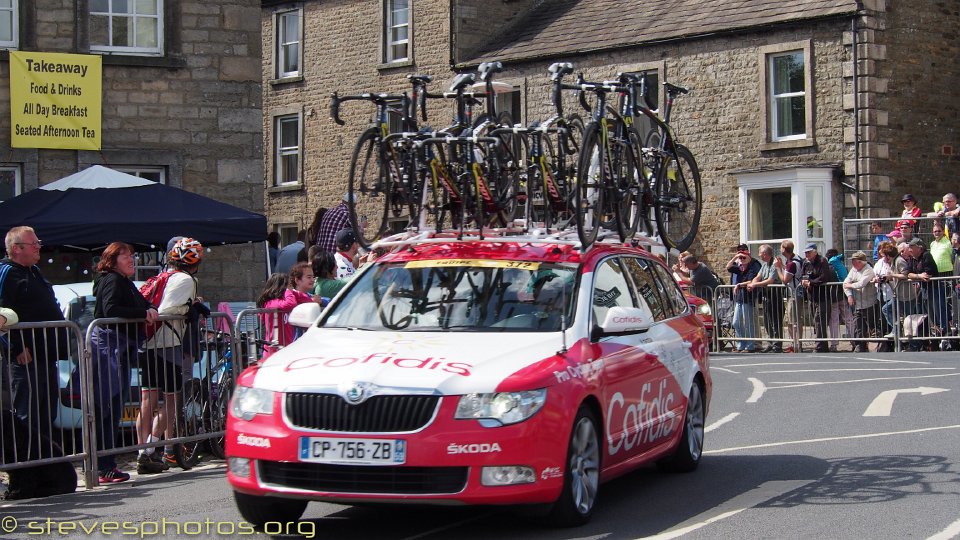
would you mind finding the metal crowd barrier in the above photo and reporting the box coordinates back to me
[712,275,960,353]
[0,320,87,475]
[233,308,285,364]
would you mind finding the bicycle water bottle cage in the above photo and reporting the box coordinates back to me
[548,62,574,80]
[450,73,476,92]
[478,61,503,82]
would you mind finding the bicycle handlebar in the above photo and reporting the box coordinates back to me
[330,91,406,126]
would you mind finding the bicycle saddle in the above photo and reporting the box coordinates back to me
[449,73,476,92]
[478,61,504,82]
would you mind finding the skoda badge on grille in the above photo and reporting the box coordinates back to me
[339,381,373,405]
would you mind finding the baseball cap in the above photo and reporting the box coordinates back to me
[902,194,916,202]
[335,228,357,250]
[851,251,868,261]
[888,229,903,238]
[897,220,914,229]
[803,243,818,253]
[908,237,925,248]
[735,243,750,254]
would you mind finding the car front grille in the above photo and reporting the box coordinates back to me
[285,393,440,433]
[259,461,468,495]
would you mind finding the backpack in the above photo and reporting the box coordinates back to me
[787,255,804,295]
[139,271,174,339]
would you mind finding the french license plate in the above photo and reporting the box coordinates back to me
[299,437,406,465]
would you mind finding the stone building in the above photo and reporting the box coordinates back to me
[261,0,959,265]
[0,0,265,303]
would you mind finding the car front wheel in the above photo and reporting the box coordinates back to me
[548,406,601,527]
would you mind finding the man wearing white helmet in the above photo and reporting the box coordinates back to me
[136,237,203,474]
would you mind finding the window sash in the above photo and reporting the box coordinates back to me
[0,0,18,48]
[116,166,166,184]
[769,51,806,141]
[385,0,409,63]
[90,0,163,55]
[275,116,301,185]
[0,165,21,203]
[277,10,300,78]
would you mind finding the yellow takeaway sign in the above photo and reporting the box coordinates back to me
[9,51,102,150]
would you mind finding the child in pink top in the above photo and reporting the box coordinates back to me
[257,262,321,358]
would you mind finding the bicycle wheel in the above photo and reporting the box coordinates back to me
[174,379,203,469]
[655,144,702,252]
[628,127,655,237]
[348,127,391,249]
[207,376,233,459]
[612,136,641,242]
[388,145,419,232]
[426,146,462,233]
[574,123,605,247]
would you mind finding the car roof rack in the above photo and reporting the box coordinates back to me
[371,226,663,251]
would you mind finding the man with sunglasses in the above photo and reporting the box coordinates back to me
[0,226,66,443]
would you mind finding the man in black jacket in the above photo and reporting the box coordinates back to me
[0,226,66,440]
[800,243,837,353]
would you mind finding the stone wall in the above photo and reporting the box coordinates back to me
[862,0,960,216]
[0,0,265,304]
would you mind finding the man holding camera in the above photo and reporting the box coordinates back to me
[727,244,761,353]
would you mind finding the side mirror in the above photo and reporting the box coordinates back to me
[598,306,653,336]
[288,302,322,328]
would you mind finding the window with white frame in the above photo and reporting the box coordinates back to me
[736,168,835,255]
[759,40,814,149]
[89,0,163,56]
[274,114,301,186]
[384,0,409,64]
[277,224,298,247]
[116,166,165,184]
[0,0,18,49]
[275,8,301,79]
[0,166,21,203]
[769,51,805,141]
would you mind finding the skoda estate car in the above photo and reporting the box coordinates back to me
[226,233,712,527]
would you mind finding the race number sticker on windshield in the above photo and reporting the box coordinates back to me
[405,259,539,270]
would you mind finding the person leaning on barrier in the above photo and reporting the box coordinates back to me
[930,193,960,237]
[884,241,918,339]
[874,241,898,340]
[727,245,761,353]
[681,254,719,302]
[0,226,66,445]
[773,240,803,352]
[91,242,160,483]
[800,243,836,353]
[136,237,203,475]
[747,244,784,353]
[843,251,880,353]
[906,237,945,344]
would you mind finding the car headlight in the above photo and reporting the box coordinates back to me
[455,389,546,426]
[230,386,275,421]
[698,303,712,316]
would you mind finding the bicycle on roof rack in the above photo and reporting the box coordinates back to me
[633,74,702,252]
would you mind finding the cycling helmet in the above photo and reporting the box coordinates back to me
[168,237,203,265]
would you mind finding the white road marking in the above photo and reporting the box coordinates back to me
[712,367,740,374]
[746,378,766,403]
[863,387,950,416]
[768,372,960,390]
[705,412,740,433]
[704,424,960,454]
[927,515,960,540]
[638,480,814,540]
[727,360,930,367]
[759,368,955,374]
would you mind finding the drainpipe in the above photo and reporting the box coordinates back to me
[852,15,861,219]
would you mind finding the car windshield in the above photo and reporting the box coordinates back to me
[323,259,577,332]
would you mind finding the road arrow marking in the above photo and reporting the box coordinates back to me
[863,387,950,417]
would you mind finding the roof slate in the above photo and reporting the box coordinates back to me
[466,0,859,65]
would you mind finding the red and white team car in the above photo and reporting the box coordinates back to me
[226,232,712,527]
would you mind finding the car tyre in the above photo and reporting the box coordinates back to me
[234,491,307,528]
[547,406,601,527]
[657,381,705,473]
